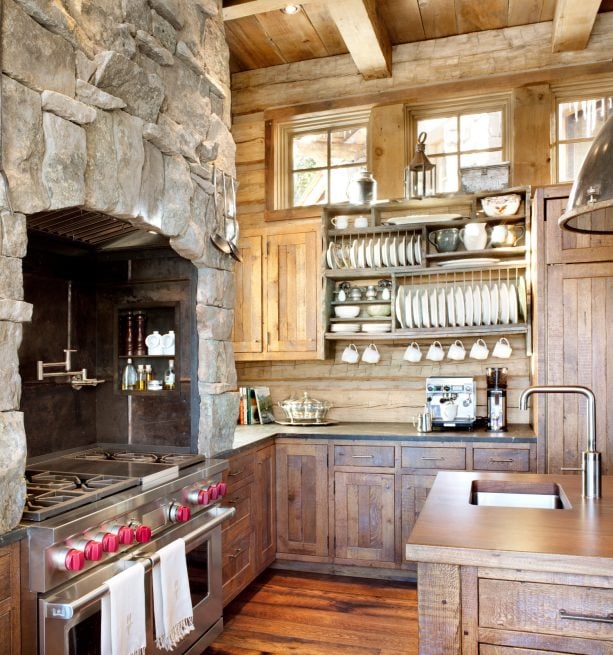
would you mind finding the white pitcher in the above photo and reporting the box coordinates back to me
[459,223,489,251]
[161,330,175,355]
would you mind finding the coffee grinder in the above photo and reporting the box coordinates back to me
[486,367,507,431]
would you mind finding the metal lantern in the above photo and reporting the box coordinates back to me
[405,131,437,199]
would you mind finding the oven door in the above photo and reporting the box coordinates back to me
[38,506,234,655]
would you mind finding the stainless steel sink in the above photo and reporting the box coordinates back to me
[470,480,571,510]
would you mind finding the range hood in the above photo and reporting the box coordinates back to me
[26,207,169,250]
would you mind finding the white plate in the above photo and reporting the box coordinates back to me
[490,283,499,325]
[373,238,382,268]
[334,244,346,269]
[414,235,422,265]
[389,237,398,267]
[405,289,413,329]
[366,238,374,268]
[406,235,414,266]
[413,291,422,328]
[472,285,482,326]
[382,237,390,267]
[447,288,456,326]
[430,289,438,327]
[330,323,360,332]
[361,323,392,333]
[518,276,527,321]
[421,289,430,328]
[509,283,518,324]
[398,237,406,266]
[383,213,464,225]
[481,284,491,325]
[349,240,358,268]
[436,257,500,268]
[326,243,335,269]
[455,286,465,327]
[464,286,473,326]
[499,282,510,324]
[357,239,366,268]
[396,286,405,328]
[438,288,446,328]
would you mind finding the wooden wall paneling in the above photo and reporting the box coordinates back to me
[235,166,266,207]
[233,114,265,166]
[302,4,349,56]
[378,0,425,45]
[419,0,457,38]
[460,566,479,655]
[455,0,507,32]
[368,103,406,201]
[225,16,286,70]
[547,205,613,264]
[232,235,263,354]
[508,0,550,26]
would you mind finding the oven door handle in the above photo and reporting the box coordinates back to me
[43,505,235,620]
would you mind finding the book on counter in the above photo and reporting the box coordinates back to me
[238,386,274,425]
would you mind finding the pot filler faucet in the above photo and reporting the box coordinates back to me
[519,385,601,499]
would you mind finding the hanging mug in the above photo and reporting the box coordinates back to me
[362,343,381,364]
[341,343,359,364]
[403,342,422,363]
[492,337,512,358]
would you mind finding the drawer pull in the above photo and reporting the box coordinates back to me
[421,456,444,461]
[489,458,514,463]
[559,609,613,624]
[229,548,243,560]
[228,469,244,477]
[351,455,374,459]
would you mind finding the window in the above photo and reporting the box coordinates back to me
[407,98,509,194]
[555,94,613,182]
[273,109,370,209]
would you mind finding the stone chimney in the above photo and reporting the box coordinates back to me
[0,0,238,533]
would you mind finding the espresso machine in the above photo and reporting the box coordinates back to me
[486,367,507,431]
[426,377,477,429]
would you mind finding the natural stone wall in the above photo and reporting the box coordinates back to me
[0,0,237,531]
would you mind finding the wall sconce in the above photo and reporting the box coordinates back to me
[405,132,437,199]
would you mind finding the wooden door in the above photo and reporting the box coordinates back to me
[232,234,263,355]
[254,444,276,569]
[266,226,322,358]
[334,471,396,565]
[275,442,329,558]
[0,542,20,655]
[400,474,436,568]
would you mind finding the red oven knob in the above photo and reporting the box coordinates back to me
[83,540,103,561]
[134,525,152,543]
[66,549,85,571]
[109,525,135,545]
[187,488,209,505]
[100,532,119,552]
[216,481,228,497]
[208,485,219,501]
[169,504,191,523]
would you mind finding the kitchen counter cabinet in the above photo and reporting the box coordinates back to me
[406,472,613,654]
[0,541,20,655]
[254,444,275,570]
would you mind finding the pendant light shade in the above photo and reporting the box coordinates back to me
[559,113,613,234]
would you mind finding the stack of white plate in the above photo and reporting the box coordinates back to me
[361,323,392,333]
[330,323,360,333]
[326,234,422,270]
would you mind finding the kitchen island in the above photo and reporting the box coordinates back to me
[406,471,613,654]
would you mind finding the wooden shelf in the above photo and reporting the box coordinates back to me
[325,323,529,341]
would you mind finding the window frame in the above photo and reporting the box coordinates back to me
[272,108,371,211]
[405,94,512,194]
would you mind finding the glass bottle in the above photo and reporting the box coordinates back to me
[145,364,152,389]
[135,364,146,391]
[163,359,175,390]
[121,358,137,391]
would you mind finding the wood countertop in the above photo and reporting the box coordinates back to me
[406,471,613,576]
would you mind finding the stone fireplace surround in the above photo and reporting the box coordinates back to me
[0,0,238,533]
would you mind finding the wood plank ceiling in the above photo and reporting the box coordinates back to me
[222,0,613,79]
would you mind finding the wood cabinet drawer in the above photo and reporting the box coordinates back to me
[222,485,253,531]
[401,446,466,470]
[473,448,530,472]
[222,516,255,605]
[479,579,613,642]
[223,451,255,489]
[334,445,395,467]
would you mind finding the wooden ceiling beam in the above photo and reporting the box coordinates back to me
[551,0,601,52]
[223,0,318,21]
[326,0,392,80]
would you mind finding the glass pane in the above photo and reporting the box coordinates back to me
[460,150,503,167]
[416,117,457,154]
[558,141,592,183]
[460,111,502,151]
[558,98,613,140]
[330,127,367,166]
[293,170,327,206]
[330,167,359,203]
[430,154,458,193]
[292,131,328,170]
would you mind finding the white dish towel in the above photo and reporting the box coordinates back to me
[101,562,147,655]
[152,538,195,651]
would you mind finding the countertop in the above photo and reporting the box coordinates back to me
[406,471,613,576]
[229,422,536,453]
[0,526,27,548]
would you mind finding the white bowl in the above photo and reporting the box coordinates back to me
[481,194,521,217]
[366,304,391,317]
[334,305,360,318]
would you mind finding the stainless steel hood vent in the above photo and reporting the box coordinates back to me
[26,207,168,249]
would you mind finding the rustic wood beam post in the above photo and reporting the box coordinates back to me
[551,0,601,52]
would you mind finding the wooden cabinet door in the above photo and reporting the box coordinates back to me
[266,226,321,357]
[276,443,329,558]
[0,542,20,655]
[254,444,276,569]
[232,234,263,354]
[401,474,436,567]
[334,471,395,565]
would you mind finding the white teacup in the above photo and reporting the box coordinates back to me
[362,343,380,364]
[447,339,466,361]
[469,338,489,360]
[331,216,349,229]
[403,341,422,363]
[341,343,359,364]
[353,215,369,229]
[440,402,459,421]
[492,337,512,359]
[426,340,444,362]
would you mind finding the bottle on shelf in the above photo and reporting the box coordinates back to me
[163,359,175,390]
[135,364,146,391]
[121,358,137,391]
[144,364,152,387]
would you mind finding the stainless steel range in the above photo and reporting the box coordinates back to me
[20,445,235,655]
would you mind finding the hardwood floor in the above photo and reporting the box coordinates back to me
[204,569,419,655]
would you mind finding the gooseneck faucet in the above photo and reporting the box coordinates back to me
[519,385,601,499]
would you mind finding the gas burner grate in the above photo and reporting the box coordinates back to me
[159,453,199,465]
[110,451,159,463]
